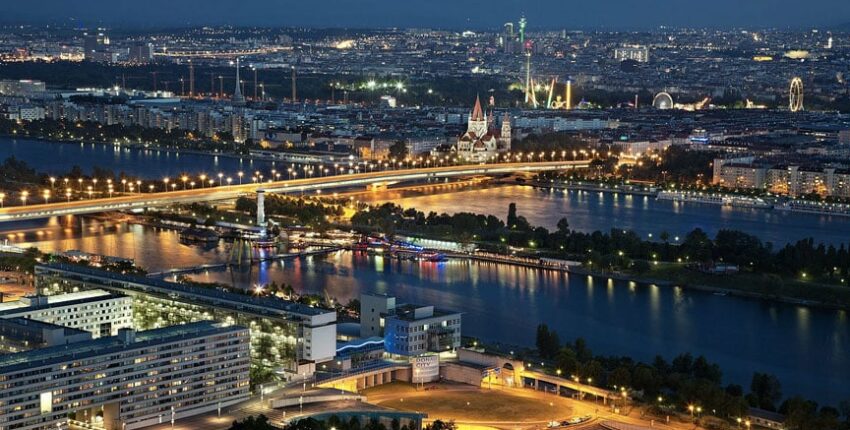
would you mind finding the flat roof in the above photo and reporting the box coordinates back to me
[0,321,244,374]
[0,289,121,316]
[390,303,461,322]
[37,263,334,320]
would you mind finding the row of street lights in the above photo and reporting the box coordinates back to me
[4,150,603,207]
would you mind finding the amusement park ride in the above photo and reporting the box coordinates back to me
[521,41,573,110]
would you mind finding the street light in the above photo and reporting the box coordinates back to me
[20,191,28,206]
[0,192,4,208]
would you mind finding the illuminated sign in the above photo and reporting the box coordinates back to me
[410,354,440,383]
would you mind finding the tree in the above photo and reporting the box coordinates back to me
[631,260,651,274]
[507,203,519,228]
[535,324,560,359]
[556,217,570,234]
[231,415,277,430]
[574,338,593,363]
[425,420,457,430]
[609,366,632,388]
[555,348,578,375]
[750,372,783,411]
[389,140,408,160]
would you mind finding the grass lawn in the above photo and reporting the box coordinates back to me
[363,383,573,423]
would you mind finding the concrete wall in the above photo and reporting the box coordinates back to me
[441,363,483,387]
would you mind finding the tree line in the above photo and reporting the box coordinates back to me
[534,324,850,429]
[350,201,850,284]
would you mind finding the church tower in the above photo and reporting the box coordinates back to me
[500,112,512,151]
[467,95,488,137]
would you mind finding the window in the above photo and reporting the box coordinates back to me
[40,392,52,414]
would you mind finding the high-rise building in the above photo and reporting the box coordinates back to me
[82,32,110,61]
[36,263,338,369]
[0,321,250,430]
[614,46,650,63]
[839,129,850,145]
[359,292,461,357]
[0,289,133,339]
[128,42,153,64]
[503,22,514,40]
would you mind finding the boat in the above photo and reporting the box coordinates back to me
[179,227,220,243]
[420,251,448,262]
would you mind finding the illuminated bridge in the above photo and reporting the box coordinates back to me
[0,161,588,222]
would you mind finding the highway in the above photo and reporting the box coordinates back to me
[0,161,588,222]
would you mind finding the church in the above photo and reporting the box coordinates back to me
[454,96,511,162]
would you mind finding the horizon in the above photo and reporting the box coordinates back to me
[2,0,849,30]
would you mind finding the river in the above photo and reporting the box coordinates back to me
[2,213,848,405]
[1,137,848,404]
[0,137,277,178]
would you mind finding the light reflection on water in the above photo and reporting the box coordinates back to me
[0,198,846,403]
[187,250,847,404]
[357,185,850,245]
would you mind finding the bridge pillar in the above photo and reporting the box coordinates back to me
[256,190,266,229]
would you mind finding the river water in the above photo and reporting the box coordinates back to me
[0,137,277,178]
[1,137,849,404]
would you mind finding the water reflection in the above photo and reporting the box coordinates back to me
[357,185,850,245]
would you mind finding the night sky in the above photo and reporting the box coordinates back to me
[1,0,849,29]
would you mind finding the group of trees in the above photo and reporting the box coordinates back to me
[0,117,234,151]
[351,201,850,284]
[229,414,451,430]
[533,324,749,418]
[0,155,148,196]
[625,145,717,184]
[533,325,850,429]
[236,195,344,228]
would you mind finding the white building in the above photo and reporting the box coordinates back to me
[360,293,461,357]
[36,263,338,370]
[0,289,133,338]
[454,96,510,162]
[0,321,250,430]
[614,46,649,63]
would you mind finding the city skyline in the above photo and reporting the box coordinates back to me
[3,0,850,30]
[1,5,850,429]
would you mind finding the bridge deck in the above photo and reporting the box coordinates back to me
[0,161,589,222]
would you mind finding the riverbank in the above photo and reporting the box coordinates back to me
[530,179,850,218]
[0,132,252,161]
[443,250,850,310]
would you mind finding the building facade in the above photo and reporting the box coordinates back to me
[0,321,250,430]
[0,290,133,339]
[454,96,511,162]
[35,264,337,371]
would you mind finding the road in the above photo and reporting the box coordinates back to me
[0,161,589,222]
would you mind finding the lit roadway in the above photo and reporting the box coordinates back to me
[0,161,588,222]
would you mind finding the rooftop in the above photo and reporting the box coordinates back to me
[0,321,243,374]
[37,263,334,320]
[0,289,118,316]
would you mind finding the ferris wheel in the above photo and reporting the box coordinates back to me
[789,77,804,112]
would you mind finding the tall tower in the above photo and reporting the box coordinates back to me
[188,61,195,97]
[524,44,536,107]
[232,57,246,106]
[291,67,297,102]
[518,16,527,44]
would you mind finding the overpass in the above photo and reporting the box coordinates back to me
[0,161,588,222]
